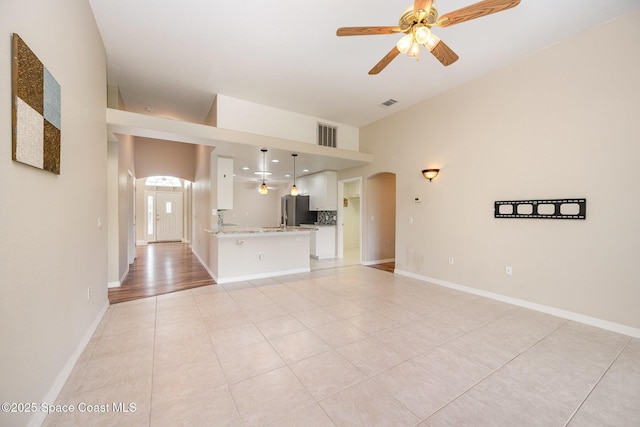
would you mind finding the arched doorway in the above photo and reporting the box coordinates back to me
[138,176,191,244]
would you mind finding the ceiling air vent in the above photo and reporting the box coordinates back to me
[317,123,337,148]
[379,99,398,108]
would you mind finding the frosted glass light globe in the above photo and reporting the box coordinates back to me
[414,25,431,44]
[396,33,413,53]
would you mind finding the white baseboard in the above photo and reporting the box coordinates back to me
[136,240,147,246]
[363,258,395,266]
[119,265,129,284]
[311,254,336,260]
[108,265,130,288]
[29,301,109,427]
[395,269,640,339]
[191,249,216,281]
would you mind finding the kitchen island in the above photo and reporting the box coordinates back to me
[207,226,314,283]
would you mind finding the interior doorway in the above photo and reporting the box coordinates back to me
[364,172,396,267]
[338,177,362,263]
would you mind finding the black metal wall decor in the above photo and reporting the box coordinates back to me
[494,198,586,220]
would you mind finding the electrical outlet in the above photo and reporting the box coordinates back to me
[505,266,513,275]
[448,257,454,265]
[87,286,91,300]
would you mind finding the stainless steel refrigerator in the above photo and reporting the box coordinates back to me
[281,195,315,226]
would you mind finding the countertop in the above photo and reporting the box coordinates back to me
[206,225,317,235]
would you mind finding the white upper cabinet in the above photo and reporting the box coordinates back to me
[300,171,337,211]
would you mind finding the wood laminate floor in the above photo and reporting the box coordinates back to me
[368,262,395,273]
[108,242,216,304]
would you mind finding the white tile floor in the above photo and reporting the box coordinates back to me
[44,265,640,426]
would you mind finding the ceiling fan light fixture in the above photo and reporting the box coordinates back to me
[408,41,421,59]
[337,0,521,74]
[414,25,431,44]
[396,33,413,54]
[425,33,440,51]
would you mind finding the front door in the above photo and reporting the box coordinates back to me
[146,191,183,243]
[156,191,183,242]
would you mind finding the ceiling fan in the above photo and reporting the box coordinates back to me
[336,0,521,74]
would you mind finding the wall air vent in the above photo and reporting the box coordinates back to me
[317,123,337,148]
[379,99,398,108]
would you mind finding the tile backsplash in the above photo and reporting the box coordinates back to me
[317,210,337,225]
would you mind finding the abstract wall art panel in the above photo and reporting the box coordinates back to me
[12,33,61,174]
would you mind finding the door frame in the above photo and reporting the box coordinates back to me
[337,176,362,262]
[145,190,184,243]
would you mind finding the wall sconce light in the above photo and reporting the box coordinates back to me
[422,168,439,182]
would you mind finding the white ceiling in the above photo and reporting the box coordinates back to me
[91,0,639,183]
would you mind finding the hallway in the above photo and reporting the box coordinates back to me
[108,243,216,304]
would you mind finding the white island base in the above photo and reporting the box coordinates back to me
[209,228,311,283]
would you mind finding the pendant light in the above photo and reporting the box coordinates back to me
[290,154,299,196]
[259,149,268,195]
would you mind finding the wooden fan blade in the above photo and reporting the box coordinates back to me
[413,0,433,20]
[437,0,520,27]
[369,47,400,75]
[429,39,459,66]
[337,26,402,36]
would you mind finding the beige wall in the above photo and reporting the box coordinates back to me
[107,90,136,286]
[107,133,135,285]
[0,0,107,425]
[119,134,135,278]
[107,139,119,283]
[342,10,640,329]
[191,145,214,264]
[134,137,196,181]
